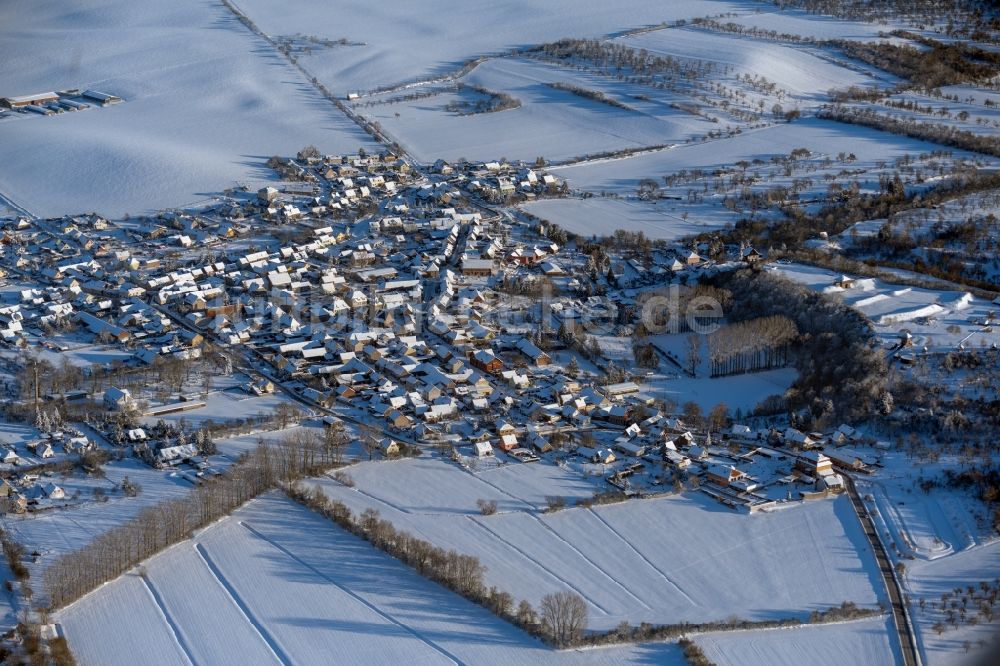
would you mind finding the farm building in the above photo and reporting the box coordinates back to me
[81,89,123,105]
[2,92,59,108]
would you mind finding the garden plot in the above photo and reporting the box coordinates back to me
[317,457,883,632]
[769,263,1000,352]
[697,615,902,666]
[356,57,718,164]
[0,0,375,218]
[58,493,689,666]
[234,0,750,95]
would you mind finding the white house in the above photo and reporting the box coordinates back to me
[104,387,133,411]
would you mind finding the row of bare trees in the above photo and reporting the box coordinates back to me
[286,483,590,647]
[43,432,338,610]
[707,315,798,377]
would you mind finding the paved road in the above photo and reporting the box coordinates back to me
[845,475,921,666]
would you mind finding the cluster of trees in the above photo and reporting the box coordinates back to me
[775,0,980,25]
[707,315,798,377]
[43,432,340,610]
[546,82,633,110]
[532,39,716,92]
[557,321,605,363]
[843,33,1000,89]
[445,84,520,115]
[286,483,590,646]
[636,284,733,335]
[922,579,999,641]
[1,528,29,582]
[819,105,1000,158]
[678,638,716,666]
[736,155,999,251]
[709,270,889,426]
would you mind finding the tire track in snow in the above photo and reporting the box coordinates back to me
[139,576,199,666]
[194,543,293,666]
[239,521,464,666]
[586,507,695,606]
[529,513,652,610]
[461,469,536,512]
[466,516,611,615]
[332,480,413,514]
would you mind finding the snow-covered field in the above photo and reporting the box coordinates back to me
[59,492,690,666]
[0,0,375,218]
[522,197,728,242]
[722,9,899,41]
[904,542,1000,666]
[550,118,979,198]
[618,27,879,102]
[646,367,798,413]
[357,57,717,164]
[312,456,883,632]
[697,615,902,666]
[233,0,751,95]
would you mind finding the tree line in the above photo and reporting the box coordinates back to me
[285,483,591,647]
[43,431,339,610]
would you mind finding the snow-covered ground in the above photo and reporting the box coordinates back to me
[697,615,902,666]
[313,456,883,632]
[233,0,751,95]
[522,197,728,242]
[58,492,691,666]
[550,117,982,199]
[356,57,717,164]
[722,8,900,41]
[904,542,1000,666]
[3,458,195,577]
[0,0,375,218]
[618,26,879,103]
[646,367,797,413]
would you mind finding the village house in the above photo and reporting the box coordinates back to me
[704,464,747,487]
[103,387,134,411]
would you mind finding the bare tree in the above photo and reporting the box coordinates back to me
[539,591,588,647]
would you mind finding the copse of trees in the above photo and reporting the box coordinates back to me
[445,84,521,115]
[819,105,1000,158]
[546,83,633,111]
[532,39,716,92]
[43,432,339,610]
[707,269,888,426]
[837,36,1000,89]
[707,315,798,377]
